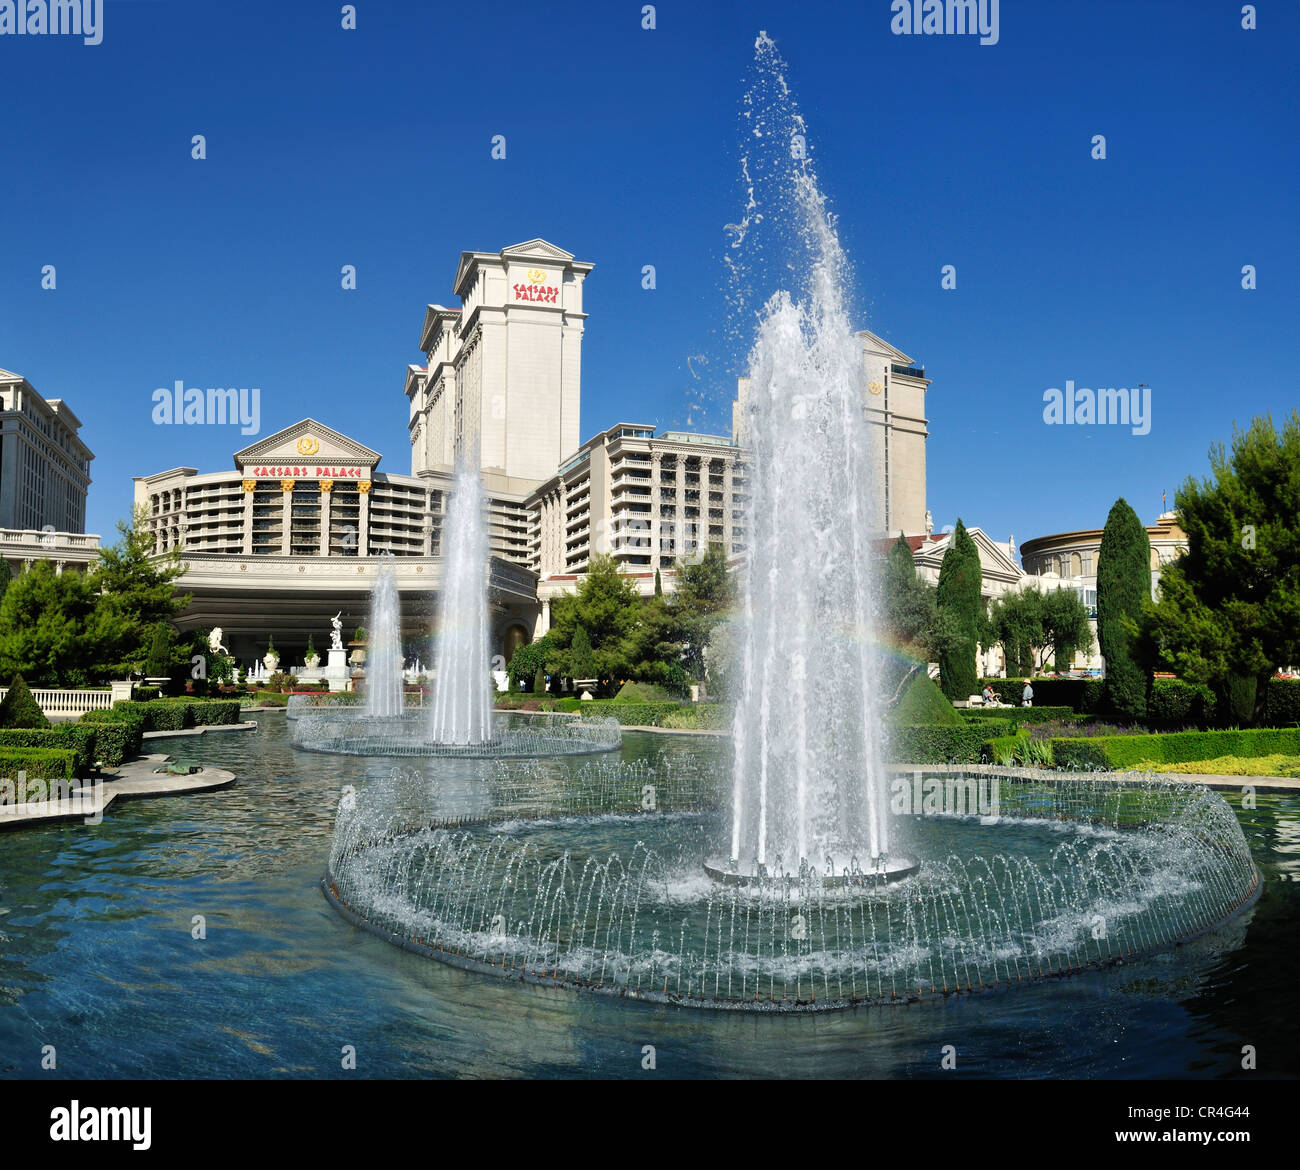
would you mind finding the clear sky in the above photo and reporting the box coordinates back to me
[2,0,1296,550]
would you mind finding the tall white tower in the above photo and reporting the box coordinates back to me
[408,240,593,487]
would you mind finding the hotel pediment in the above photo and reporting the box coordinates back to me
[233,419,381,470]
[501,239,575,263]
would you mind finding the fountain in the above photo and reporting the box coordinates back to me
[365,554,405,719]
[291,457,619,759]
[429,459,494,745]
[322,32,1260,1009]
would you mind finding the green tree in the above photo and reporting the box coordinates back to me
[1039,587,1095,672]
[981,588,1043,677]
[506,633,557,690]
[0,563,103,686]
[1139,411,1300,724]
[1097,497,1151,721]
[90,506,191,677]
[881,534,936,651]
[0,675,50,729]
[532,666,547,695]
[654,568,663,598]
[548,554,641,691]
[570,625,594,679]
[672,543,733,683]
[935,520,982,699]
[0,558,11,605]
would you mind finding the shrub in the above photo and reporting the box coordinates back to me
[0,746,78,781]
[533,667,546,695]
[1097,497,1151,722]
[888,725,987,764]
[1050,739,1112,770]
[1146,678,1216,729]
[1048,727,1300,770]
[0,725,96,776]
[890,673,962,726]
[133,685,162,702]
[0,676,50,729]
[1264,678,1300,727]
[80,708,145,766]
[182,699,240,726]
[266,671,296,692]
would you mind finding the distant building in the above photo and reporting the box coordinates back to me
[0,368,93,534]
[1019,511,1189,671]
[0,367,98,575]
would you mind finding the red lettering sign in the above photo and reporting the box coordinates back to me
[512,283,559,304]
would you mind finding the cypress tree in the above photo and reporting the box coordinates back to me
[532,666,546,695]
[1097,497,1151,721]
[936,519,982,699]
[654,568,663,597]
[570,624,594,680]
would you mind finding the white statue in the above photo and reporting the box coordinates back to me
[330,612,344,650]
[208,627,229,655]
[1008,533,1017,560]
[924,509,934,536]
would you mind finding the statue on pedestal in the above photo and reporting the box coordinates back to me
[330,612,344,651]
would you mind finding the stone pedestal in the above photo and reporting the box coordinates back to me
[322,648,352,693]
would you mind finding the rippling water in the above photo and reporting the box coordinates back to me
[0,713,1295,1079]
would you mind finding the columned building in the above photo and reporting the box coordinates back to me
[1019,511,1189,671]
[527,423,749,630]
[133,419,539,665]
[129,238,937,675]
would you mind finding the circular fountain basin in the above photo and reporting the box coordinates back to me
[703,852,920,887]
[326,767,1261,1011]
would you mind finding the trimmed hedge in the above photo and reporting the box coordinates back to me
[960,705,1077,726]
[0,746,79,781]
[111,698,241,731]
[1049,727,1300,771]
[979,677,1103,713]
[80,708,146,766]
[1146,678,1217,729]
[0,726,96,776]
[889,725,987,764]
[1265,679,1300,727]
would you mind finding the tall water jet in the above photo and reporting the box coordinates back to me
[364,554,405,718]
[721,32,899,881]
[429,458,493,745]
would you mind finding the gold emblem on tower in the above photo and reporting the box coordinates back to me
[867,380,883,396]
[526,268,547,284]
[297,435,320,456]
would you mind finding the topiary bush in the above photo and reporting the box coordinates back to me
[888,725,987,764]
[1049,727,1300,771]
[1146,678,1216,729]
[1264,678,1300,727]
[80,708,145,766]
[0,746,79,781]
[0,726,96,776]
[0,676,50,729]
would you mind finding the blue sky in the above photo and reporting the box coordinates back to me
[2,0,1296,549]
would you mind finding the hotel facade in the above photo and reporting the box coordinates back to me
[132,239,936,669]
[0,367,99,576]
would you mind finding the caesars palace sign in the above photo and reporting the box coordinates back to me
[243,434,367,480]
[512,267,559,304]
[246,465,364,479]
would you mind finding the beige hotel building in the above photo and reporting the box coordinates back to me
[134,239,935,667]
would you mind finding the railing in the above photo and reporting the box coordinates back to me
[0,687,113,715]
[0,529,101,550]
